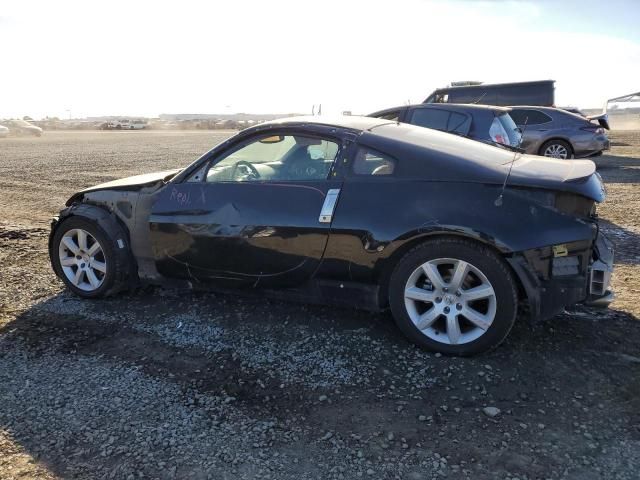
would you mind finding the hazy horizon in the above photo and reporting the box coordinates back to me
[2,0,639,119]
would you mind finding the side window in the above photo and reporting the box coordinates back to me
[409,108,450,131]
[509,110,528,125]
[205,134,339,183]
[510,109,552,126]
[447,112,471,135]
[353,147,395,176]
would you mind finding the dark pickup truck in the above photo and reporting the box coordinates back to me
[424,80,555,107]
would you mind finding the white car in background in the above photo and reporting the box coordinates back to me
[125,119,148,130]
[109,119,147,130]
[0,125,8,138]
[3,119,43,136]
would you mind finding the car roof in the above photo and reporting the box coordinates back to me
[422,103,511,112]
[262,115,392,132]
[370,103,511,115]
[259,115,516,165]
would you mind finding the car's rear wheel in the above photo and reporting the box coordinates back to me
[540,139,572,159]
[51,216,126,298]
[389,238,518,356]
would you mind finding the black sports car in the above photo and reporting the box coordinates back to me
[49,116,614,356]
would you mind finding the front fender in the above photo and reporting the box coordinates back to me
[49,203,136,287]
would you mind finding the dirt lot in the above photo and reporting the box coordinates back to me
[1,130,639,480]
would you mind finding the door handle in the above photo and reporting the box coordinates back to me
[319,189,340,223]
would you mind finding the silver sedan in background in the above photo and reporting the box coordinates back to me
[509,106,610,159]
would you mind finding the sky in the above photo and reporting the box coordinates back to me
[1,0,639,119]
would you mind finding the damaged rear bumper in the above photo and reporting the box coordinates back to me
[584,231,615,307]
[507,230,615,321]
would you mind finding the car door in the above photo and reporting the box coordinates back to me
[148,129,345,288]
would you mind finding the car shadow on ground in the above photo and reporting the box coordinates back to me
[599,220,640,265]
[596,154,640,183]
[1,290,640,479]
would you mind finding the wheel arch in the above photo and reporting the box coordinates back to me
[539,137,574,156]
[376,232,528,309]
[50,202,137,287]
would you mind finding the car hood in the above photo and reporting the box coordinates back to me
[17,125,43,132]
[67,169,182,206]
[81,169,182,193]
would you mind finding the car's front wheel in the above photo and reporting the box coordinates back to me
[389,238,518,356]
[51,216,127,298]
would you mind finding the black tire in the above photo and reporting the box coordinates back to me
[539,139,573,159]
[389,237,518,356]
[51,215,129,298]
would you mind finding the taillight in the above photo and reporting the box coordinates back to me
[490,117,509,144]
[581,125,604,134]
[555,192,596,218]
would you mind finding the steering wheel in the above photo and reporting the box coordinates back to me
[231,160,261,181]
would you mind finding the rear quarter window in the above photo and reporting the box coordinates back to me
[497,113,521,146]
[352,147,396,176]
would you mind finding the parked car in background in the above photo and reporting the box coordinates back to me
[2,119,43,136]
[120,119,147,130]
[368,104,522,150]
[101,119,148,130]
[48,116,613,356]
[0,125,9,138]
[424,80,555,107]
[509,106,610,159]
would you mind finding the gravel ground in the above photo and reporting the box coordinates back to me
[1,130,639,479]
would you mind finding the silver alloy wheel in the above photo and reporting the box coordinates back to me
[404,258,497,345]
[58,228,107,292]
[543,143,569,159]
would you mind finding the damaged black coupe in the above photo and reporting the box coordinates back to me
[49,117,614,355]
